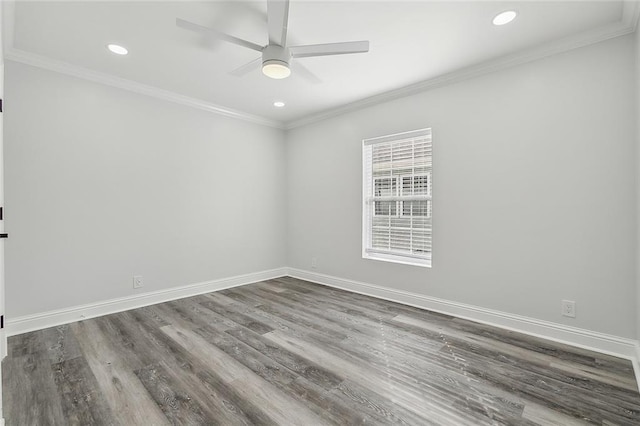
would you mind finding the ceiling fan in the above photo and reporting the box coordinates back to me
[177,0,369,80]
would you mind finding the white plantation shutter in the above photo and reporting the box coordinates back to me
[362,128,432,267]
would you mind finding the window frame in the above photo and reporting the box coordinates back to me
[362,128,432,268]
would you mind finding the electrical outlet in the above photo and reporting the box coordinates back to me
[311,257,318,269]
[561,300,576,318]
[133,275,144,289]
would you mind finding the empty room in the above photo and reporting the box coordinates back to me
[0,0,639,424]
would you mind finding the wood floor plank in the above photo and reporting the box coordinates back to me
[331,378,441,425]
[230,287,351,341]
[51,356,118,425]
[262,329,477,425]
[7,330,47,358]
[2,351,66,426]
[219,289,348,343]
[205,291,241,306]
[156,297,302,393]
[394,313,640,405]
[242,286,387,339]
[522,402,592,426]
[193,326,299,389]
[135,358,275,426]
[40,324,84,364]
[225,326,343,391]
[462,357,639,424]
[194,297,275,335]
[161,324,328,425]
[449,316,635,378]
[328,327,528,422]
[155,298,236,333]
[448,323,638,389]
[284,376,375,425]
[276,321,522,425]
[111,311,274,425]
[4,277,640,425]
[240,285,453,359]
[134,362,213,425]
[255,282,400,322]
[70,320,170,426]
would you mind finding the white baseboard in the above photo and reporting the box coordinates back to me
[634,343,640,390]
[287,268,640,362]
[6,267,288,336]
[7,266,639,373]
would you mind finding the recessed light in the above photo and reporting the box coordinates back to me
[273,101,285,108]
[107,44,128,55]
[493,10,517,26]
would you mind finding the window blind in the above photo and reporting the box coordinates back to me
[362,128,432,266]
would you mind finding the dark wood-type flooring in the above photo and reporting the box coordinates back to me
[3,277,640,425]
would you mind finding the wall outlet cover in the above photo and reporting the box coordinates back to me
[561,300,576,318]
[133,275,144,289]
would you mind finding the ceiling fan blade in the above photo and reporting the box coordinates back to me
[292,61,322,84]
[230,57,262,77]
[267,0,289,46]
[176,18,263,52]
[290,40,370,58]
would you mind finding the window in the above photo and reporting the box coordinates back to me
[362,128,432,267]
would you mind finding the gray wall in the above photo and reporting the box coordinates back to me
[4,34,638,340]
[286,35,637,338]
[4,61,287,318]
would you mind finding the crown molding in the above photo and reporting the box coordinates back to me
[4,47,284,129]
[0,0,284,129]
[284,18,636,130]
[3,1,637,132]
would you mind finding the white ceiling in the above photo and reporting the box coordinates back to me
[4,1,635,127]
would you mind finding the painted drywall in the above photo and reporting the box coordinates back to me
[286,35,636,338]
[4,61,286,318]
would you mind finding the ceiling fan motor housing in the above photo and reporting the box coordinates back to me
[177,0,369,80]
[261,44,292,79]
[262,44,291,67]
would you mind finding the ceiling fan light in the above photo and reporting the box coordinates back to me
[262,60,291,79]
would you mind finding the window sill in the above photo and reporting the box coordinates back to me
[363,252,431,268]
